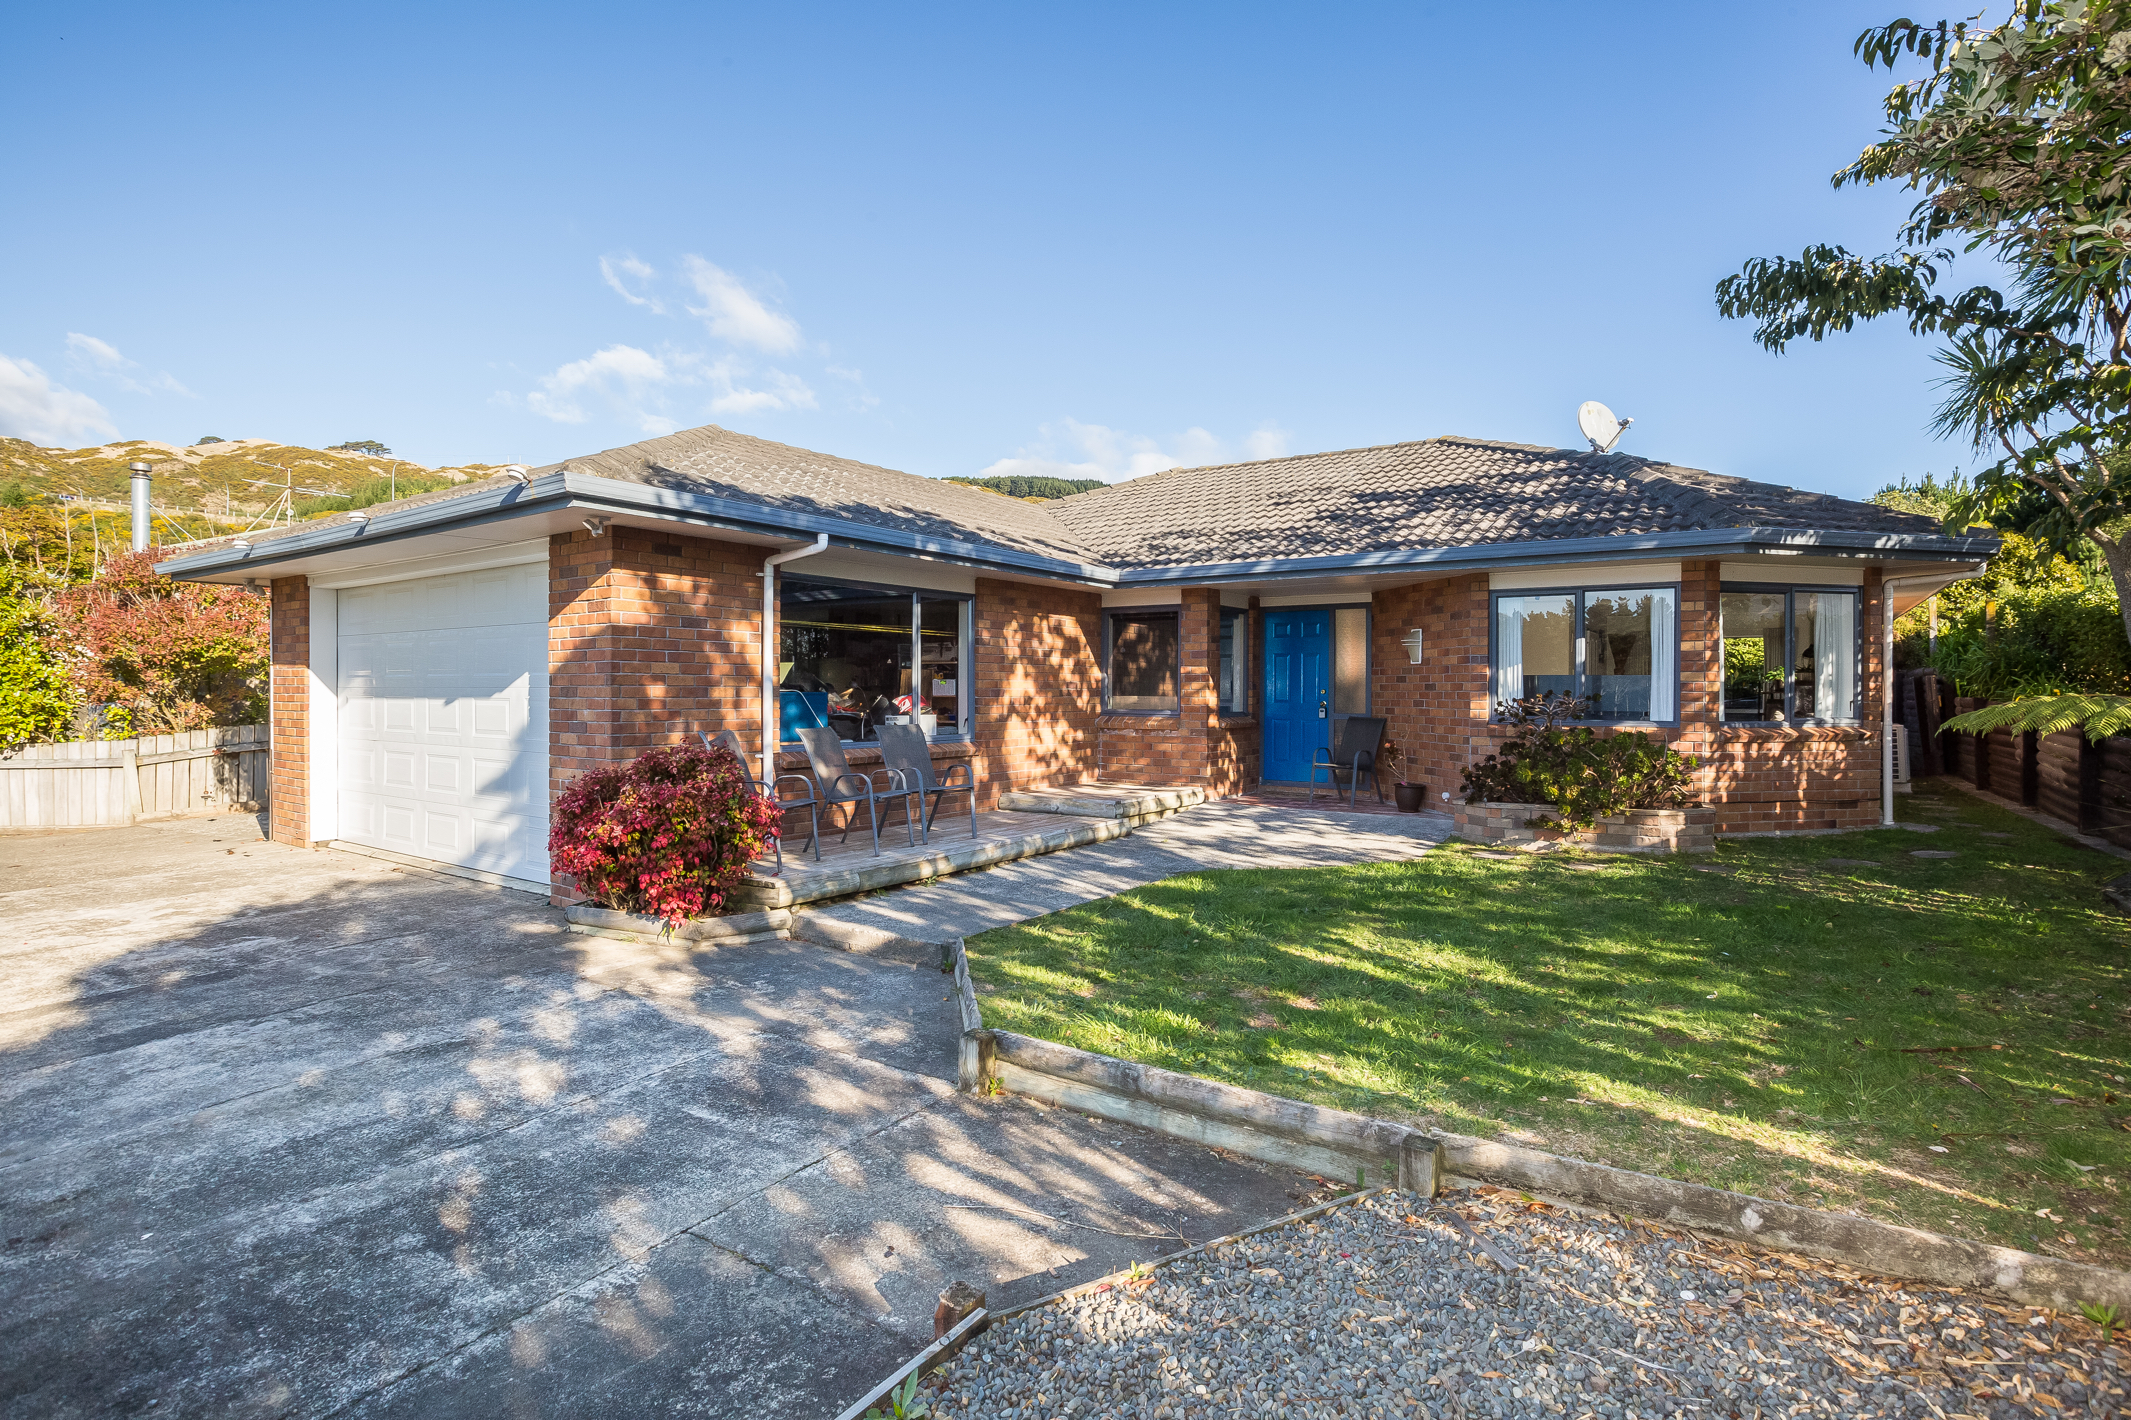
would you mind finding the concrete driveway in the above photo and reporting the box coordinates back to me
[0,817,1301,1418]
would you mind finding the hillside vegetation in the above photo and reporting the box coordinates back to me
[0,437,506,521]
[942,473,1107,501]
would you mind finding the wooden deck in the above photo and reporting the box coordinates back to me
[738,805,1124,909]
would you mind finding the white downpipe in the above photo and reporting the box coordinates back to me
[1881,572,1948,826]
[761,534,830,783]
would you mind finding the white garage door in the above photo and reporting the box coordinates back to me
[336,561,549,885]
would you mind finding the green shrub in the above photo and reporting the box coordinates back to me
[1458,693,1699,835]
[0,572,73,755]
[1895,532,2131,696]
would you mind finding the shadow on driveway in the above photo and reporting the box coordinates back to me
[0,817,1298,1418]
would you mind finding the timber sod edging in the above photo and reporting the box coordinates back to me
[947,940,2131,1314]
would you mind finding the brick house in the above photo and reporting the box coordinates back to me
[161,424,1993,893]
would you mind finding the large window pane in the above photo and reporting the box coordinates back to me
[1109,611,1178,711]
[1794,591,1858,721]
[1332,607,1367,714]
[919,597,962,735]
[1720,592,1787,721]
[779,584,913,742]
[1583,588,1673,721]
[1219,608,1247,713]
[1494,594,1575,706]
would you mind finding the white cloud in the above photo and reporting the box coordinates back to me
[599,254,665,313]
[0,354,118,446]
[525,344,816,431]
[64,332,194,397]
[705,361,817,415]
[527,345,675,430]
[1245,423,1292,461]
[825,364,880,411]
[681,256,803,354]
[979,418,1244,485]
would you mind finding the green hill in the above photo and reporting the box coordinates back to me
[0,437,508,521]
[943,473,1108,502]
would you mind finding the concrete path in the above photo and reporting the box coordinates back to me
[796,797,1454,946]
[0,817,1305,1419]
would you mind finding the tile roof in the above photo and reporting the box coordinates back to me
[171,427,1962,574]
[1043,435,1949,569]
[541,425,1094,566]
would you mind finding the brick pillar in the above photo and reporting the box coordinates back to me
[549,530,620,905]
[1677,560,1723,802]
[268,576,310,846]
[545,526,768,904]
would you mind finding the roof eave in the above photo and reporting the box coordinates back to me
[1108,525,2001,585]
[155,468,1119,585]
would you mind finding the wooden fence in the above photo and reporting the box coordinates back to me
[1902,671,2131,848]
[0,724,269,829]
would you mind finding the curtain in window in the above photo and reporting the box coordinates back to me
[1494,600,1524,707]
[1812,592,1856,720]
[1648,587,1678,722]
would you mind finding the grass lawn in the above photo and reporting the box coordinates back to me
[964,778,2131,1267]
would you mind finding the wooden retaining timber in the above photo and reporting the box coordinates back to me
[0,725,268,828]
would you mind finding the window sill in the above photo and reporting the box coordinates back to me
[1100,709,1181,720]
[1487,720,1681,731]
[1718,723,1872,741]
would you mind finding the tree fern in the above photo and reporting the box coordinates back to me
[1939,694,2131,743]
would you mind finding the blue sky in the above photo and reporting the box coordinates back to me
[2,2,1977,499]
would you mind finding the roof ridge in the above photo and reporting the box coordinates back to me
[1052,433,1535,505]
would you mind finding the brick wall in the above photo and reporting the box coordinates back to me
[1091,591,1258,793]
[548,526,766,900]
[970,577,1101,802]
[1371,561,1886,833]
[1700,566,1885,833]
[268,575,310,847]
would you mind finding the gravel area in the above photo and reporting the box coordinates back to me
[924,1187,2127,1419]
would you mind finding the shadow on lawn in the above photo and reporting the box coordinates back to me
[967,781,2131,1259]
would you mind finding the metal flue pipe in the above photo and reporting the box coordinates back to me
[128,462,152,552]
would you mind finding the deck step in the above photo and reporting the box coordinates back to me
[997,782,1204,823]
[733,814,1135,910]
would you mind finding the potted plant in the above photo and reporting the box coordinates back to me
[1382,738,1427,813]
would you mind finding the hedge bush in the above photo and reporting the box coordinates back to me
[1459,693,1699,835]
[549,740,781,926]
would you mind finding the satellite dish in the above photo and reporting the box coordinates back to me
[1577,400,1634,454]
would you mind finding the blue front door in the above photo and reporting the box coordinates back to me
[1262,609,1331,781]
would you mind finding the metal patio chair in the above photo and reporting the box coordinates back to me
[1307,715,1388,809]
[699,729,820,870]
[795,726,918,855]
[876,723,977,843]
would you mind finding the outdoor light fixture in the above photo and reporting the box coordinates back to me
[1401,628,1424,663]
[582,515,609,536]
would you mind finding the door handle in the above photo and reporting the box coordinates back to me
[1318,698,1328,719]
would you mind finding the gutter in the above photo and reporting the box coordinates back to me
[760,534,829,783]
[1108,524,2001,586]
[155,468,1998,593]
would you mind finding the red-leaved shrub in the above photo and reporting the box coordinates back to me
[548,741,781,925]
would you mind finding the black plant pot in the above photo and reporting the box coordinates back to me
[1393,781,1426,813]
